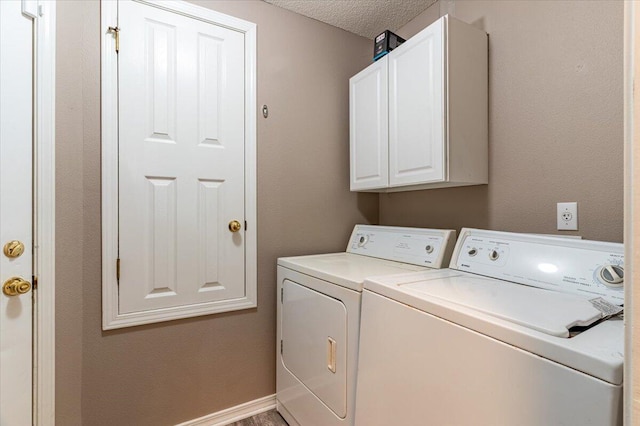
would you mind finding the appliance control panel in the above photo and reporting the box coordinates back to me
[347,225,456,268]
[451,228,624,305]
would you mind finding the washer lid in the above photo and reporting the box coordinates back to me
[399,271,607,338]
[278,253,426,292]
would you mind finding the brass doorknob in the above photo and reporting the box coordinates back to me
[228,220,242,233]
[3,277,31,297]
[3,240,25,258]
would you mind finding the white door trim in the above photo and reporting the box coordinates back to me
[624,1,637,423]
[33,0,56,424]
[101,0,257,329]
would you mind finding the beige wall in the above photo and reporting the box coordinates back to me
[55,1,376,424]
[382,0,623,242]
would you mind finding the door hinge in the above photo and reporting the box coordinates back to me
[245,220,247,231]
[116,258,121,282]
[32,275,38,291]
[108,26,120,53]
[281,287,283,303]
[280,340,283,355]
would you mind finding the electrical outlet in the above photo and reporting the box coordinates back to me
[557,202,578,231]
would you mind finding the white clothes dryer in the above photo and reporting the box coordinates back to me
[356,228,624,426]
[276,225,456,426]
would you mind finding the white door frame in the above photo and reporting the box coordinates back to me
[101,0,257,329]
[31,0,56,424]
[625,1,638,424]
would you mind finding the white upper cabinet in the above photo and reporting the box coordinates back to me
[349,16,488,192]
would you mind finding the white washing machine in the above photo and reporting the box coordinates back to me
[276,225,456,426]
[356,228,624,426]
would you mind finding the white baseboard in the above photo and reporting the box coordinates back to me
[176,394,276,426]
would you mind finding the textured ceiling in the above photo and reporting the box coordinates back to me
[263,0,439,39]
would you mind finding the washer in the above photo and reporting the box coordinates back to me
[356,228,624,426]
[276,225,456,426]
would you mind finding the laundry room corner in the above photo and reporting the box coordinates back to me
[48,0,627,424]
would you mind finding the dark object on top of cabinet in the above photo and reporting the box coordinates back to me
[374,30,405,61]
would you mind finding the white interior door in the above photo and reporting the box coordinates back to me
[0,1,34,424]
[118,0,246,314]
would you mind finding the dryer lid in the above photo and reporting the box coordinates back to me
[277,225,456,291]
[278,253,426,292]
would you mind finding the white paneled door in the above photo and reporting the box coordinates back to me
[117,1,246,314]
[0,1,34,424]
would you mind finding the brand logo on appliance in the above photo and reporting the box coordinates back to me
[461,264,470,268]
[376,33,386,43]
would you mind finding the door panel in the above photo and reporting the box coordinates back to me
[0,1,34,423]
[349,58,389,190]
[389,18,445,186]
[118,1,245,313]
[281,280,348,418]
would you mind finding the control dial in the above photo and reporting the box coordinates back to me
[467,248,478,257]
[357,235,369,247]
[425,244,434,254]
[599,265,624,287]
[489,249,500,261]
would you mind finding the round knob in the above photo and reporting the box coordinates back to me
[599,265,624,287]
[3,240,25,258]
[425,245,434,254]
[3,277,31,297]
[468,248,478,257]
[228,220,242,233]
[489,250,499,261]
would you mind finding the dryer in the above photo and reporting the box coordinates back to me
[276,225,456,426]
[356,228,624,426]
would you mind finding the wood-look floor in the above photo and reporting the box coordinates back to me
[228,409,288,426]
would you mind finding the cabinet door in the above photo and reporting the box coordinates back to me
[349,57,388,191]
[389,18,445,187]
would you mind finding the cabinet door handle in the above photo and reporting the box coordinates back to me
[327,337,336,373]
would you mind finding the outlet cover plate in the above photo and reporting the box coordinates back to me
[557,202,578,231]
